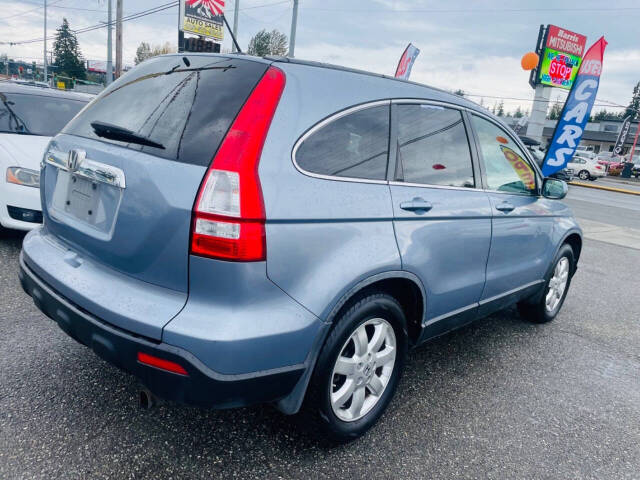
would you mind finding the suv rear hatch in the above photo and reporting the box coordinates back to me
[36,54,270,339]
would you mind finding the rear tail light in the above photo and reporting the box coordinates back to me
[190,66,286,261]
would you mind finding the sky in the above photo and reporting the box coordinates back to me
[0,0,639,115]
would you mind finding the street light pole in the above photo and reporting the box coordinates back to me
[232,0,239,53]
[106,0,113,85]
[43,0,47,83]
[288,0,298,58]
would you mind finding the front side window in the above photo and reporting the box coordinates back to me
[295,105,390,181]
[471,115,537,195]
[395,104,474,188]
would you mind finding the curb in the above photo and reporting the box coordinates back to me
[569,181,640,196]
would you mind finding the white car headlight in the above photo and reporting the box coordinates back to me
[6,167,40,188]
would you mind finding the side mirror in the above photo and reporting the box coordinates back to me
[542,177,568,200]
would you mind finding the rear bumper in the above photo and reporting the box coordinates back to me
[19,255,304,409]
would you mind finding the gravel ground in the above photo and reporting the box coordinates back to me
[1,228,639,479]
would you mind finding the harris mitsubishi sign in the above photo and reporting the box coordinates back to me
[538,25,587,90]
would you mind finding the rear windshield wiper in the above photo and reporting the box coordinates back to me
[90,121,165,149]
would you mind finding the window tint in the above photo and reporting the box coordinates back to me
[0,93,87,136]
[395,104,474,188]
[63,56,269,166]
[295,105,390,180]
[471,115,537,195]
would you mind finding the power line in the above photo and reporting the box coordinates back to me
[0,2,178,46]
[0,0,292,46]
[0,0,64,21]
[301,5,640,13]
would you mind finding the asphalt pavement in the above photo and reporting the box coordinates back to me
[1,186,639,479]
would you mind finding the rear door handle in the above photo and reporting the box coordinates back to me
[400,198,433,213]
[495,201,515,213]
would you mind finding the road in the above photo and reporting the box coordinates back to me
[1,186,639,479]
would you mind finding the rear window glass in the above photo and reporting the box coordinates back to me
[0,93,88,136]
[295,105,390,181]
[62,55,269,166]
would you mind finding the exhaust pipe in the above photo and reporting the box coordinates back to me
[139,388,159,410]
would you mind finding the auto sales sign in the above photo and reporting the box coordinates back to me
[542,37,608,176]
[180,0,225,41]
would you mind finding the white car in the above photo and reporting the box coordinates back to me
[574,148,596,160]
[567,156,606,181]
[0,84,91,231]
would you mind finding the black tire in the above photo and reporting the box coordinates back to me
[303,292,408,443]
[518,244,575,324]
[578,170,590,180]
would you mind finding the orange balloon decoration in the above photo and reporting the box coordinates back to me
[521,52,539,71]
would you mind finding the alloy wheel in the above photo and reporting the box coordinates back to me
[546,257,570,313]
[330,318,396,422]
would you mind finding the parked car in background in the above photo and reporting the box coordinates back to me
[595,151,624,170]
[20,54,582,441]
[567,156,606,180]
[574,147,596,160]
[7,79,51,89]
[0,84,91,231]
[632,164,640,178]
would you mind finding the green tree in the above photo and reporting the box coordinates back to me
[513,105,524,118]
[496,100,505,117]
[247,29,288,57]
[625,81,640,120]
[548,101,563,120]
[134,42,152,65]
[53,18,86,80]
[453,89,465,97]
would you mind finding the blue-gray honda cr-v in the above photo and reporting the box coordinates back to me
[19,53,581,441]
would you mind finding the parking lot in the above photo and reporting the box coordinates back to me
[1,184,639,479]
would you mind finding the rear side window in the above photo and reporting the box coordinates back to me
[295,105,390,181]
[395,104,475,188]
[62,56,269,167]
[0,93,87,136]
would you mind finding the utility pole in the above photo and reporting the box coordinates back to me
[106,0,113,85]
[43,0,47,83]
[115,0,123,78]
[232,0,239,53]
[288,0,298,57]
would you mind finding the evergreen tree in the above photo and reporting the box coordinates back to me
[514,106,524,118]
[247,29,288,57]
[53,18,86,80]
[625,81,640,120]
[496,100,505,116]
[548,101,563,120]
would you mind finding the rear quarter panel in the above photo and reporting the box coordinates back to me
[259,64,432,320]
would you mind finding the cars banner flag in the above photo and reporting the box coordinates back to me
[395,43,420,80]
[542,37,608,176]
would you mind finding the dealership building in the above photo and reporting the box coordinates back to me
[509,117,640,156]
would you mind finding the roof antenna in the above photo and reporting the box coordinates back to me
[222,14,242,54]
